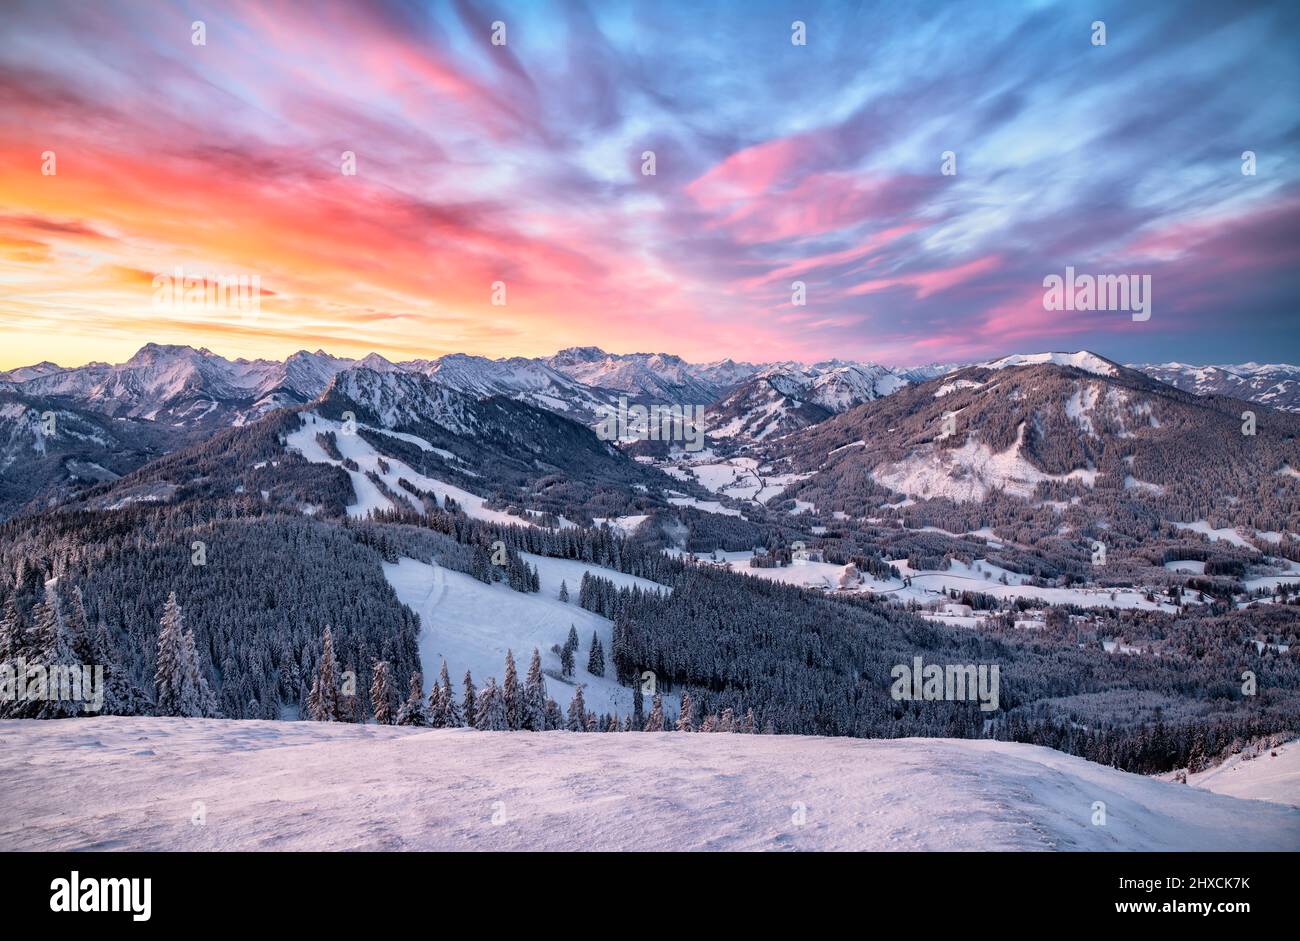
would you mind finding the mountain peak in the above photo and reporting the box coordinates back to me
[354,352,398,372]
[984,350,1119,377]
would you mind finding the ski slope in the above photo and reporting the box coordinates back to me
[285,413,539,527]
[1,718,1296,852]
[383,552,672,718]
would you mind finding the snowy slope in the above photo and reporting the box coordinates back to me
[1,718,1296,851]
[383,553,671,717]
[285,413,536,526]
[984,351,1119,377]
[1174,739,1300,808]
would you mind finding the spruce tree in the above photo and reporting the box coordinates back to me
[566,685,587,731]
[523,647,547,731]
[154,591,204,718]
[427,684,447,728]
[370,659,394,724]
[475,677,508,731]
[441,660,463,727]
[396,671,428,726]
[543,697,562,731]
[587,632,605,677]
[677,691,696,732]
[28,583,83,719]
[643,693,665,731]
[503,649,521,730]
[309,625,342,721]
[0,593,27,665]
[558,580,569,603]
[462,669,477,728]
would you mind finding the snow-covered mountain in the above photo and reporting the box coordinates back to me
[0,389,175,517]
[984,350,1120,377]
[404,353,617,423]
[546,346,733,404]
[767,350,1300,527]
[5,343,353,427]
[1133,361,1300,412]
[705,361,915,446]
[4,718,1296,851]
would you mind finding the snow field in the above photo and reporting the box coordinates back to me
[2,718,1295,851]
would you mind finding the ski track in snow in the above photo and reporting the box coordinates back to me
[1,718,1296,851]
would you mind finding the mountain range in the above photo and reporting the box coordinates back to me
[2,342,1299,529]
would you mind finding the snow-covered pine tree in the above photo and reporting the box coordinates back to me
[565,624,579,655]
[560,642,575,677]
[543,697,562,731]
[699,713,719,732]
[462,669,477,728]
[27,582,83,719]
[503,649,521,730]
[741,708,756,734]
[309,625,342,721]
[566,685,586,731]
[154,591,205,718]
[523,647,546,731]
[396,672,428,726]
[587,632,605,677]
[370,659,394,724]
[180,625,214,718]
[643,693,665,731]
[475,677,508,731]
[66,586,93,664]
[632,679,644,728]
[719,707,736,732]
[0,593,27,664]
[440,660,462,727]
[677,691,696,732]
[558,580,569,603]
[427,684,447,728]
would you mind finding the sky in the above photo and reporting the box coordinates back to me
[0,0,1298,371]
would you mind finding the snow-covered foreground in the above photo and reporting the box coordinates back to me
[2,718,1296,852]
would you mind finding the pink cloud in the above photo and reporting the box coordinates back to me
[843,254,1002,299]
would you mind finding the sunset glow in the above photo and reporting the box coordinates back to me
[2,0,1297,369]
